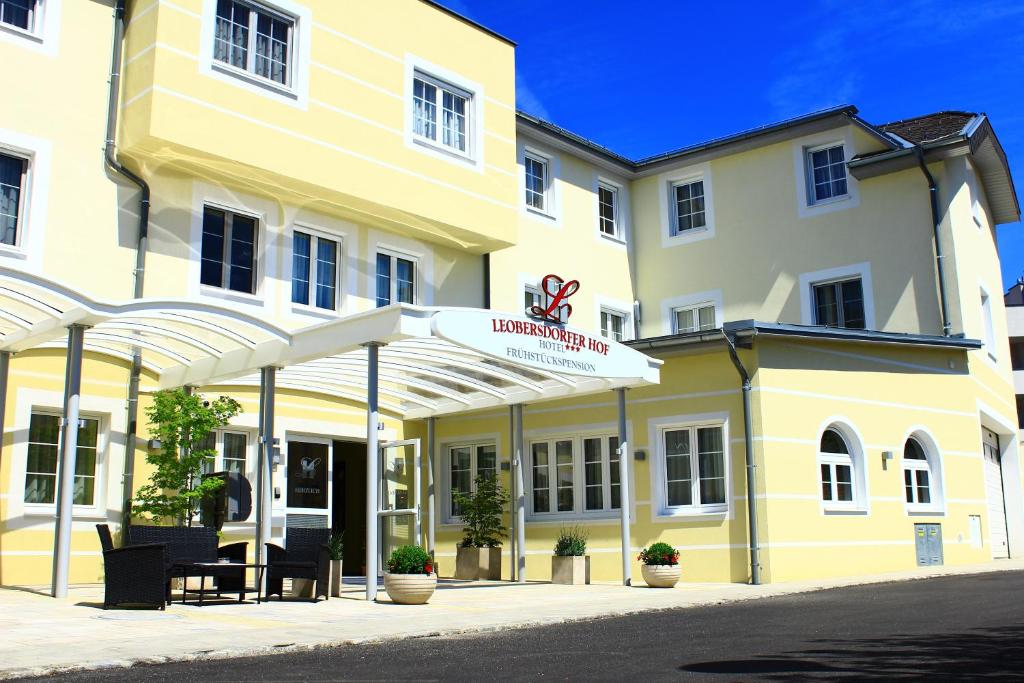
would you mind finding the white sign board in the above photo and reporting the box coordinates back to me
[430,310,659,381]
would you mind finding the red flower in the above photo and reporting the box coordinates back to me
[424,563,434,575]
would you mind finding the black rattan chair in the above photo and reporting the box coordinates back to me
[125,525,248,602]
[265,528,331,601]
[96,524,169,610]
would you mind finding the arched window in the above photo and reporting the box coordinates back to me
[819,428,854,504]
[903,436,935,506]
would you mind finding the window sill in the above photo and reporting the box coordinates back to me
[664,226,714,248]
[598,231,626,246]
[526,511,624,525]
[411,136,476,165]
[525,205,557,222]
[0,21,44,45]
[807,194,851,210]
[290,303,341,320]
[656,505,728,520]
[23,505,106,520]
[199,285,263,308]
[822,506,868,515]
[210,61,297,102]
[907,507,945,517]
[0,243,29,260]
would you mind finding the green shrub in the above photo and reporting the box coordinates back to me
[327,532,344,561]
[553,525,588,556]
[638,542,679,566]
[453,474,509,548]
[386,545,433,575]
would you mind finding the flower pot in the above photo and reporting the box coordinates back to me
[551,555,590,585]
[291,578,315,597]
[383,572,437,604]
[330,559,343,597]
[455,546,502,580]
[641,564,681,588]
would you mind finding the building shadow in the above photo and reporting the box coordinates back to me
[680,624,1024,681]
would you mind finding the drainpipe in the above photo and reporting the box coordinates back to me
[914,147,952,337]
[482,253,491,309]
[106,0,152,528]
[722,331,761,585]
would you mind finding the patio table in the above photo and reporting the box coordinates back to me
[180,562,266,606]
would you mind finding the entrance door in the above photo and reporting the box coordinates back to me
[285,440,330,532]
[332,440,367,576]
[982,429,1010,559]
[378,439,421,573]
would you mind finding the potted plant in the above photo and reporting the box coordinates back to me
[383,545,436,604]
[328,532,344,598]
[551,525,590,585]
[639,542,681,588]
[453,474,508,580]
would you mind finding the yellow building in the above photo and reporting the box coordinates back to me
[0,0,1020,596]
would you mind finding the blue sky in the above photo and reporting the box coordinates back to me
[446,0,1024,290]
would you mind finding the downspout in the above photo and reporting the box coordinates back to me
[723,331,761,585]
[914,147,952,336]
[482,253,491,309]
[106,0,152,528]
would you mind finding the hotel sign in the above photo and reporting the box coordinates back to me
[431,309,652,380]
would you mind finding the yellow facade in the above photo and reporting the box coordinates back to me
[0,0,1019,589]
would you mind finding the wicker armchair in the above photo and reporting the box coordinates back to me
[124,525,249,600]
[265,528,331,601]
[96,524,169,610]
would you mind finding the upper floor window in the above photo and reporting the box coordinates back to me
[981,289,997,359]
[24,412,99,507]
[674,303,715,334]
[806,144,848,204]
[376,252,415,307]
[447,442,496,519]
[214,0,294,87]
[524,153,549,213]
[292,230,339,311]
[524,285,542,315]
[201,206,258,295]
[412,72,470,156]
[662,424,726,510]
[813,278,864,329]
[0,151,27,247]
[0,0,38,32]
[598,183,619,239]
[600,309,627,342]
[529,435,620,516]
[672,179,706,235]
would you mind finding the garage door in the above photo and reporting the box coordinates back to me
[982,429,1009,559]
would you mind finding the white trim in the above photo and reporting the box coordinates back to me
[798,261,875,329]
[0,128,51,271]
[518,139,561,226]
[595,294,634,342]
[900,425,946,515]
[198,0,311,109]
[648,412,731,520]
[593,175,628,247]
[660,289,723,336]
[438,433,500,525]
[658,162,715,248]
[0,0,61,58]
[368,233,432,308]
[815,416,870,514]
[792,128,860,218]
[979,282,997,362]
[287,221,347,317]
[403,54,484,171]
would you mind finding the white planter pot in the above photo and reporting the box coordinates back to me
[551,555,590,585]
[454,546,502,580]
[641,564,681,588]
[330,559,343,598]
[384,572,437,605]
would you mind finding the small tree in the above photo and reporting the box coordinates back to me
[453,474,509,548]
[133,388,241,526]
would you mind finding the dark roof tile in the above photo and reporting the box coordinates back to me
[879,111,976,144]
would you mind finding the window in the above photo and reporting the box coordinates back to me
[292,230,339,311]
[447,443,496,518]
[200,206,258,294]
[530,435,620,516]
[598,183,618,238]
[600,309,626,342]
[376,252,415,307]
[819,428,854,505]
[673,303,715,334]
[24,412,99,507]
[0,0,38,31]
[807,144,848,204]
[813,278,865,329]
[199,430,249,476]
[412,72,471,155]
[662,425,726,509]
[981,290,996,359]
[214,0,294,86]
[903,437,932,506]
[524,285,542,314]
[524,153,548,212]
[672,179,706,235]
[0,152,27,246]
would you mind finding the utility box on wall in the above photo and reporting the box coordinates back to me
[915,524,943,566]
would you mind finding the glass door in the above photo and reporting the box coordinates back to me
[378,439,421,573]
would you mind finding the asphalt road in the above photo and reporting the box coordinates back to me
[27,570,1024,682]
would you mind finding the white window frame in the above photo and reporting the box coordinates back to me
[596,181,620,240]
[199,0,311,107]
[792,131,860,218]
[290,226,342,313]
[816,420,868,514]
[798,262,875,329]
[442,440,499,524]
[0,0,61,56]
[524,284,544,316]
[810,276,866,329]
[199,204,261,296]
[655,421,728,516]
[599,307,628,342]
[200,428,253,477]
[211,0,296,87]
[22,410,105,515]
[670,178,708,236]
[804,142,850,206]
[526,432,623,521]
[411,71,473,158]
[981,285,997,361]
[375,249,419,307]
[902,432,943,513]
[403,55,484,169]
[523,151,551,216]
[0,148,29,251]
[660,290,723,336]
[672,302,717,334]
[658,164,715,247]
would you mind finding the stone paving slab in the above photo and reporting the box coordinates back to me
[3,559,1023,680]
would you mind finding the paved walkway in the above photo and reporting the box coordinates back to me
[3,559,1023,680]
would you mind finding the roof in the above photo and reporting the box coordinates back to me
[1005,278,1024,307]
[420,1,516,46]
[879,111,977,145]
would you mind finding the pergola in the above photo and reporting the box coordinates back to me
[0,269,661,600]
